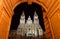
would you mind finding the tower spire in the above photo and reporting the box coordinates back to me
[21,11,25,19]
[20,11,25,24]
[34,11,39,24]
[34,11,38,17]
[34,11,38,19]
[22,11,25,16]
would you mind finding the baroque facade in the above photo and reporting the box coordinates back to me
[17,11,43,36]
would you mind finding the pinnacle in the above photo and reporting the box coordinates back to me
[21,11,25,19]
[21,11,25,16]
[34,11,38,16]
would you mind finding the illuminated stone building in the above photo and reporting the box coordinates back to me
[17,11,43,37]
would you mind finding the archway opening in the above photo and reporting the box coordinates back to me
[9,2,46,38]
[10,2,45,31]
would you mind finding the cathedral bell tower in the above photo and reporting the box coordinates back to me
[20,11,25,24]
[17,11,25,35]
[34,11,39,25]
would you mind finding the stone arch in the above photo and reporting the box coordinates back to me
[10,2,45,30]
[13,0,47,12]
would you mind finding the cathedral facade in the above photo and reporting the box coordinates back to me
[17,11,43,37]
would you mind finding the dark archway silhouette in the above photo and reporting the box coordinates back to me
[10,2,45,31]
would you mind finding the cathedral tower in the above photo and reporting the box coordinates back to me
[17,11,25,35]
[20,11,25,24]
[34,11,39,25]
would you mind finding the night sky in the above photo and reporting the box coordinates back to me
[10,2,45,31]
